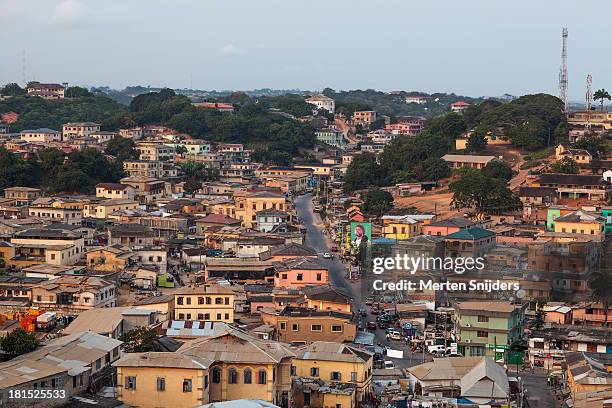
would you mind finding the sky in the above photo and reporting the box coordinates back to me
[0,0,610,101]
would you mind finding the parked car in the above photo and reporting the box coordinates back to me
[427,345,447,354]
[384,361,395,370]
[322,252,332,259]
[358,309,367,317]
[386,329,403,341]
[366,321,377,330]
[370,308,380,315]
[331,245,338,252]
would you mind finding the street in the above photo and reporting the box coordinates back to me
[294,194,430,369]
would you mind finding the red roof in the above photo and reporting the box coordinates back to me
[198,214,241,225]
[451,101,470,107]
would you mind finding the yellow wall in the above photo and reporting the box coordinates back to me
[116,366,208,408]
[554,221,604,238]
[235,195,288,228]
[208,363,284,403]
[382,222,420,240]
[174,294,235,322]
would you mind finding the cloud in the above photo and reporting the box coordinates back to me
[218,44,247,57]
[51,0,87,27]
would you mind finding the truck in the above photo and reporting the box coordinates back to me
[427,344,447,354]
[36,312,57,332]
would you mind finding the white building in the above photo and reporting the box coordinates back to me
[20,128,62,143]
[306,94,335,113]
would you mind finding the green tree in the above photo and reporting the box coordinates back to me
[363,188,394,216]
[343,153,386,193]
[593,89,611,111]
[449,168,522,214]
[482,161,513,182]
[65,86,93,98]
[105,136,138,161]
[0,83,26,96]
[550,156,579,174]
[175,145,188,156]
[120,327,162,353]
[466,132,488,152]
[573,135,607,159]
[415,157,451,181]
[0,328,39,358]
[184,179,202,195]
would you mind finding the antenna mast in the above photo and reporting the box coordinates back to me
[559,27,569,113]
[21,49,27,86]
[586,74,592,128]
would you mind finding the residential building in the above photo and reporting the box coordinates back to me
[406,357,509,403]
[421,216,475,236]
[441,154,496,170]
[292,342,373,405]
[108,223,154,249]
[571,302,612,328]
[315,128,346,148]
[204,259,275,284]
[256,210,290,233]
[174,284,235,322]
[193,101,235,112]
[10,228,85,266]
[95,183,136,200]
[532,173,612,201]
[302,285,353,313]
[305,94,335,113]
[178,329,295,405]
[555,144,592,164]
[83,198,139,218]
[114,352,212,408]
[62,122,101,139]
[381,214,436,240]
[405,95,431,104]
[31,276,116,311]
[120,176,166,203]
[4,186,41,206]
[260,306,357,345]
[352,110,377,126]
[136,141,176,161]
[273,257,329,289]
[86,245,136,273]
[454,301,526,360]
[27,203,82,225]
[26,81,65,99]
[234,191,290,229]
[450,100,470,113]
[195,214,242,235]
[444,227,496,258]
[20,128,62,142]
[64,306,157,339]
[553,210,605,239]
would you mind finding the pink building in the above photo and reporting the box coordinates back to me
[421,217,475,236]
[273,257,328,289]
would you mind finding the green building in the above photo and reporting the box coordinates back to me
[454,301,526,361]
[315,129,346,148]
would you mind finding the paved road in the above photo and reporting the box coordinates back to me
[294,194,429,369]
[521,371,560,408]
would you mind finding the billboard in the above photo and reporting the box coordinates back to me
[350,222,372,247]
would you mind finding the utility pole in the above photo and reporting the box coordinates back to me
[559,27,569,113]
[586,74,593,128]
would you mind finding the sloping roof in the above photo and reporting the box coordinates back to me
[537,173,610,187]
[259,243,317,260]
[518,186,558,197]
[302,285,352,303]
[21,128,60,134]
[63,307,132,335]
[555,210,605,223]
[456,301,520,313]
[197,214,241,225]
[445,227,494,240]
[295,341,372,364]
[199,400,280,408]
[113,352,212,369]
[178,328,295,364]
[273,257,327,272]
[428,216,475,228]
[442,154,495,164]
[460,357,509,398]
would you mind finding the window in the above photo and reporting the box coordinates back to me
[280,322,286,330]
[229,368,238,384]
[198,297,205,304]
[178,313,185,320]
[224,313,230,320]
[331,325,342,332]
[215,297,222,304]
[186,297,191,305]
[476,330,488,338]
[316,273,322,281]
[212,367,221,383]
[296,273,303,281]
[477,315,489,323]
[290,365,296,376]
[311,324,322,332]
[224,297,230,305]
[183,379,192,392]
[292,323,299,331]
[125,376,136,390]
[351,372,357,382]
[205,375,209,389]
[281,274,288,279]
[204,313,210,320]
[244,368,252,384]
[331,371,341,381]
[96,359,101,370]
[310,367,319,376]
[258,369,267,384]
[198,314,204,320]
[156,377,165,391]
[186,313,192,320]
[206,297,211,304]
[216,313,221,320]
[177,297,184,305]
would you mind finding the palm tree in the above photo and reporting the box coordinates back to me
[593,89,611,111]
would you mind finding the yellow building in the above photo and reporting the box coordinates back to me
[173,285,235,322]
[553,210,605,239]
[95,183,135,200]
[114,352,211,408]
[234,191,289,228]
[555,144,592,164]
[86,245,136,272]
[292,342,373,405]
[381,214,435,240]
[83,199,139,219]
[179,329,295,405]
[455,131,511,150]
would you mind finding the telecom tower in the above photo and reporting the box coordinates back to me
[586,74,592,128]
[559,27,569,113]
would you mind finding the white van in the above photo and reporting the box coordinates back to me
[427,345,446,354]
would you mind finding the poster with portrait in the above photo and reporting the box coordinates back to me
[350,222,371,266]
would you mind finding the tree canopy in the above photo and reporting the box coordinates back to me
[0,328,39,358]
[120,327,163,353]
[449,168,522,214]
[363,188,394,216]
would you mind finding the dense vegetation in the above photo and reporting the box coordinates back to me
[0,84,130,132]
[322,88,483,118]
[449,168,522,214]
[0,147,123,194]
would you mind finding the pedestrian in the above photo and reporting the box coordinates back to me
[405,337,409,346]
